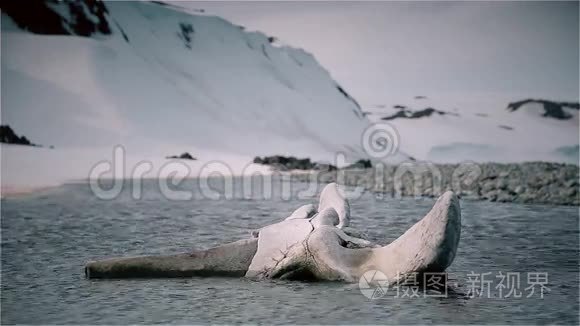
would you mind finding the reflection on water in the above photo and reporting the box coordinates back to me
[1,179,578,324]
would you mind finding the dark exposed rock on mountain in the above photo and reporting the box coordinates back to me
[381,107,459,121]
[1,0,111,36]
[414,96,427,100]
[507,99,579,120]
[393,105,407,109]
[166,152,196,160]
[0,125,37,146]
[253,156,337,171]
[344,159,372,169]
[178,22,194,49]
[313,163,338,171]
[498,125,514,130]
[254,155,312,170]
[335,84,364,118]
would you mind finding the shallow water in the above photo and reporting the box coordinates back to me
[1,179,578,324]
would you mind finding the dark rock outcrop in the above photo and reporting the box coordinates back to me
[166,152,196,160]
[335,84,364,119]
[253,156,337,171]
[1,0,111,37]
[0,125,37,146]
[313,163,338,172]
[382,107,459,121]
[507,99,579,120]
[178,22,194,49]
[345,159,372,169]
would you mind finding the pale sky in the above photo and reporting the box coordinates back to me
[173,1,579,106]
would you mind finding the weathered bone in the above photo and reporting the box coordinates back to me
[310,207,339,227]
[85,183,461,283]
[251,203,316,238]
[285,204,317,220]
[85,238,258,278]
[317,183,350,228]
[303,191,461,282]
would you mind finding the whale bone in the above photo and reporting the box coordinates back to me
[85,183,461,283]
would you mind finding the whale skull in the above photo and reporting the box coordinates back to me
[85,183,461,283]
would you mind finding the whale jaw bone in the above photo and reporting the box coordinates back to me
[84,185,461,283]
[302,191,461,283]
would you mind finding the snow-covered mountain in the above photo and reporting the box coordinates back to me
[1,0,410,190]
[2,0,377,157]
[1,1,577,193]
[365,96,579,164]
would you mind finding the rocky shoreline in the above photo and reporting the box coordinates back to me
[283,162,579,206]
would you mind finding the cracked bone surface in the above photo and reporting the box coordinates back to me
[85,183,461,282]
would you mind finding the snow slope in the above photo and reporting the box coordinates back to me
[1,1,407,192]
[365,95,579,164]
[2,1,576,195]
